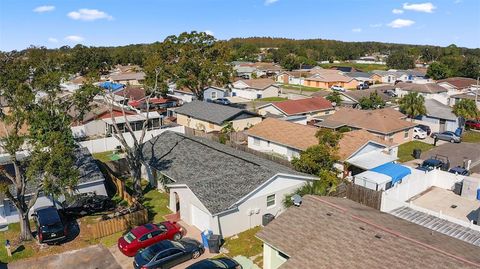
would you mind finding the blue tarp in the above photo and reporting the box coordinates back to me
[371,162,411,185]
[99,81,124,91]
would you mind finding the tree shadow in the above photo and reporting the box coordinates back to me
[11,245,25,255]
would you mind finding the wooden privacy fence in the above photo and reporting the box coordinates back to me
[346,184,382,210]
[89,208,148,239]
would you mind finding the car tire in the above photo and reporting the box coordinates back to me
[192,250,201,259]
[173,232,182,241]
[414,135,419,139]
[450,139,455,143]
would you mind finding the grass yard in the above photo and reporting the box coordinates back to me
[462,130,480,143]
[223,226,263,266]
[279,83,325,92]
[256,97,287,102]
[142,188,172,223]
[319,63,388,72]
[398,141,435,163]
[0,223,36,263]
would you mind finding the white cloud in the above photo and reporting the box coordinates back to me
[388,19,415,28]
[67,9,113,21]
[48,37,58,43]
[369,23,383,28]
[33,5,55,13]
[64,35,85,42]
[403,2,436,13]
[352,28,362,33]
[204,30,214,36]
[264,0,279,6]
[392,8,404,14]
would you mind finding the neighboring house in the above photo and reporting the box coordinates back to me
[449,89,480,109]
[317,108,416,144]
[203,86,230,101]
[372,69,428,84]
[257,195,480,269]
[231,78,279,100]
[344,71,375,83]
[61,76,86,92]
[303,70,359,89]
[142,131,317,237]
[98,81,125,92]
[339,87,394,108]
[414,99,460,133]
[257,97,334,123]
[395,82,449,104]
[437,77,477,93]
[168,86,196,104]
[109,72,145,86]
[173,101,262,133]
[233,64,257,79]
[113,87,146,105]
[0,147,108,226]
[275,71,308,86]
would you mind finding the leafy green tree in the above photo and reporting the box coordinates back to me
[326,91,342,105]
[453,99,479,121]
[399,92,426,120]
[280,54,300,71]
[426,62,451,80]
[460,57,480,79]
[387,50,415,69]
[358,91,386,110]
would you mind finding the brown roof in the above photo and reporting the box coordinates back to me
[254,62,283,71]
[437,77,477,89]
[337,129,396,161]
[247,118,318,151]
[238,78,276,90]
[114,87,146,101]
[396,82,447,94]
[321,107,415,134]
[341,88,393,103]
[305,72,354,83]
[110,72,145,81]
[266,97,333,116]
[256,195,480,269]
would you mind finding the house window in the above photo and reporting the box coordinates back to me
[211,91,217,99]
[277,251,289,260]
[253,137,260,146]
[267,194,276,207]
[404,130,409,139]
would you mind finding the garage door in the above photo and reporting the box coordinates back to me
[191,204,210,232]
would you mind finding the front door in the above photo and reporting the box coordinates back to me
[439,119,446,132]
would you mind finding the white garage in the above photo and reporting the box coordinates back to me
[191,204,211,232]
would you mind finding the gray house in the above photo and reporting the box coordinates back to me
[142,131,316,237]
[203,86,230,102]
[0,147,108,226]
[415,99,460,132]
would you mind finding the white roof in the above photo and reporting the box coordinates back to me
[355,170,392,185]
[102,112,161,125]
[347,151,398,170]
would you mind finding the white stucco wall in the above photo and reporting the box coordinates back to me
[263,243,288,269]
[247,136,300,161]
[232,86,279,100]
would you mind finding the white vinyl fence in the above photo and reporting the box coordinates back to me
[79,125,185,154]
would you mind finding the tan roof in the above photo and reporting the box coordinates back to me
[305,72,354,83]
[396,82,447,94]
[256,195,480,269]
[238,78,276,90]
[338,129,396,161]
[110,72,145,81]
[247,118,318,150]
[70,76,86,85]
[255,62,283,71]
[321,107,415,134]
[437,77,477,89]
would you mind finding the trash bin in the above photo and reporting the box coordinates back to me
[412,149,421,159]
[207,234,221,253]
[262,213,275,226]
[477,189,480,201]
[201,230,212,248]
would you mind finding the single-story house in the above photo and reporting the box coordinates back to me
[449,89,480,109]
[437,77,478,92]
[173,101,262,133]
[109,72,145,86]
[344,71,375,83]
[256,195,480,269]
[372,69,428,84]
[339,87,394,108]
[414,99,460,133]
[395,82,449,104]
[275,71,308,86]
[231,78,279,100]
[168,86,196,104]
[113,87,146,105]
[142,131,317,237]
[0,147,108,226]
[257,97,334,123]
[317,108,416,144]
[203,86,230,102]
[303,71,359,89]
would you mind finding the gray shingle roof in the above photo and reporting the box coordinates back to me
[424,99,458,121]
[174,101,258,125]
[142,131,310,215]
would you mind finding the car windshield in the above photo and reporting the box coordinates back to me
[40,222,63,233]
[172,241,185,250]
[140,248,156,261]
[157,224,167,231]
[123,232,136,243]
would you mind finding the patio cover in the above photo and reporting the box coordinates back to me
[371,162,411,185]
[354,170,391,186]
[347,151,398,170]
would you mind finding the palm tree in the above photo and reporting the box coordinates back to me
[453,99,479,120]
[399,92,426,120]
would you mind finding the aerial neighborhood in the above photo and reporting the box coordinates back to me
[1,1,480,268]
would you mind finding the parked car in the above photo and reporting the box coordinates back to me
[213,98,231,105]
[413,127,427,139]
[186,257,242,269]
[417,155,450,172]
[465,120,480,130]
[118,222,184,257]
[33,206,68,244]
[133,238,204,269]
[416,124,431,135]
[330,85,346,92]
[356,82,369,90]
[384,89,397,97]
[62,193,115,216]
[431,131,461,143]
[449,166,470,176]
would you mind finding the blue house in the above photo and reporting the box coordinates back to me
[203,86,229,102]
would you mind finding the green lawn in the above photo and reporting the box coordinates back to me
[257,97,288,102]
[142,188,172,223]
[319,63,388,72]
[0,223,36,263]
[279,83,325,92]
[463,130,480,143]
[398,141,435,163]
[223,226,263,266]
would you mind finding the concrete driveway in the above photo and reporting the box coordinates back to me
[420,142,480,171]
[8,245,121,269]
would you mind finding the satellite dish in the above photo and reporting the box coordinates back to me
[291,194,302,207]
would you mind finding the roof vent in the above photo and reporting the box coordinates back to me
[375,234,382,239]
[359,226,365,230]
[291,194,302,207]
[326,212,333,216]
[450,204,457,209]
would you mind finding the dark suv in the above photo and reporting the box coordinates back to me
[33,206,67,244]
[417,155,450,172]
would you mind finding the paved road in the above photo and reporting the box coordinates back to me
[421,142,480,171]
[8,245,121,269]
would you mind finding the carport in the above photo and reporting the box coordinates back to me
[347,151,398,170]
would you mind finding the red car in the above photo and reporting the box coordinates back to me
[118,221,183,256]
[466,120,480,130]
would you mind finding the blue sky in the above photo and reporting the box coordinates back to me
[0,0,479,51]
